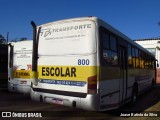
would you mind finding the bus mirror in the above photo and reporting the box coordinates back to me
[157,63,159,67]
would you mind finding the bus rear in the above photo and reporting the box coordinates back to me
[31,17,100,110]
[8,41,32,94]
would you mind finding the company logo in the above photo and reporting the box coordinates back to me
[2,112,11,117]
[40,24,92,37]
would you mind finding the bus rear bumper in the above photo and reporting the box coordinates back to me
[8,81,31,94]
[30,88,100,111]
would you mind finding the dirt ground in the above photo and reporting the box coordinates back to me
[0,84,159,120]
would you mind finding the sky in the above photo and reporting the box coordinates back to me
[0,0,160,41]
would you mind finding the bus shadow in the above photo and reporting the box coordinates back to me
[102,84,160,117]
[63,85,160,118]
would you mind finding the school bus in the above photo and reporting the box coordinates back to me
[8,40,32,94]
[30,17,156,111]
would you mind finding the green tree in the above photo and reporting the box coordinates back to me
[0,34,6,44]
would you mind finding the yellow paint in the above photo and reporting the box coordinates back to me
[13,70,31,79]
[30,71,38,79]
[38,66,98,81]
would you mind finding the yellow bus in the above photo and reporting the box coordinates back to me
[30,17,156,111]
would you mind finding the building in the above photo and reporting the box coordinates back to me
[135,38,160,84]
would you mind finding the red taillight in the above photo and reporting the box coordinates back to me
[87,75,97,94]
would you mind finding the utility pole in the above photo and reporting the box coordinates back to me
[6,32,9,44]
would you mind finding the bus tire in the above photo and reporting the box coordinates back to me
[130,85,138,106]
[152,79,155,88]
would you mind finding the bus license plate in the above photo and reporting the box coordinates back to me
[52,98,63,105]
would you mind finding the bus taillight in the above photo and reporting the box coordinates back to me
[87,75,97,94]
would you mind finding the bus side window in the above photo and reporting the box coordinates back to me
[110,35,117,51]
[103,50,118,66]
[135,48,140,68]
[103,32,109,49]
[139,50,144,69]
[128,44,133,68]
[132,47,136,68]
[144,53,147,69]
[102,30,118,66]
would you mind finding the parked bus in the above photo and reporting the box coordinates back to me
[30,17,156,111]
[8,40,32,94]
[0,44,8,90]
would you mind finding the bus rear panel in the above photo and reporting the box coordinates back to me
[8,41,33,94]
[31,18,100,110]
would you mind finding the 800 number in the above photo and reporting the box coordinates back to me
[78,59,90,65]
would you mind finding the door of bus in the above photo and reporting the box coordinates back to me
[119,46,127,105]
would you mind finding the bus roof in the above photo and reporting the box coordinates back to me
[38,16,155,59]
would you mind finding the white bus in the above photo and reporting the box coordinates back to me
[30,17,156,111]
[8,40,32,94]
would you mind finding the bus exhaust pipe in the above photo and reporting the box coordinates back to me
[8,43,14,80]
[31,21,38,86]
